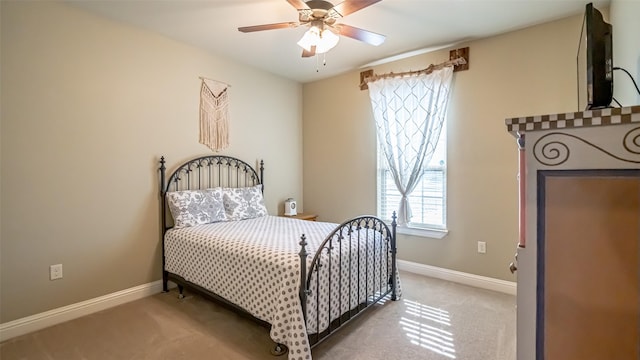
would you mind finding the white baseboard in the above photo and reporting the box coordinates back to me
[0,280,171,342]
[398,260,517,296]
[1,264,514,343]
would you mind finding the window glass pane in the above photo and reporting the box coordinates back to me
[378,124,446,228]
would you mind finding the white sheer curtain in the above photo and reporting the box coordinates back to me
[368,66,453,225]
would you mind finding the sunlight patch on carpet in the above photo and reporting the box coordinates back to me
[400,299,456,358]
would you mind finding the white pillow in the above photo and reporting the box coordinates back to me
[222,184,268,221]
[166,188,227,228]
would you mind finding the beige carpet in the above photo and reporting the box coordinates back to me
[0,271,516,359]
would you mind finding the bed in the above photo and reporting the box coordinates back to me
[159,155,399,360]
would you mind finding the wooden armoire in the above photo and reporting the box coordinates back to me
[505,105,640,360]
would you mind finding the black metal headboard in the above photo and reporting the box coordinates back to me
[159,155,264,231]
[161,155,263,192]
[158,155,264,292]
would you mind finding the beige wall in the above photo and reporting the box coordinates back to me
[0,1,303,323]
[303,14,583,281]
[611,0,640,106]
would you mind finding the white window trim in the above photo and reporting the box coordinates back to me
[395,224,448,239]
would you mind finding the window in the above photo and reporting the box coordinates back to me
[368,66,454,236]
[377,122,447,230]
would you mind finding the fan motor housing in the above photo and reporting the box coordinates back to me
[306,0,334,17]
[306,0,334,11]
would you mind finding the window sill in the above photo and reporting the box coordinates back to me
[395,225,448,239]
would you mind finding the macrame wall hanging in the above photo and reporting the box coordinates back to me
[199,76,231,152]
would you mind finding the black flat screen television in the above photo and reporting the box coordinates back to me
[577,3,613,110]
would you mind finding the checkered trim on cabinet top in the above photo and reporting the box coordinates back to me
[505,105,640,134]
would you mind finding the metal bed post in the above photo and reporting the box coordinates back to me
[159,157,169,292]
[391,211,398,301]
[299,234,309,321]
[260,160,264,193]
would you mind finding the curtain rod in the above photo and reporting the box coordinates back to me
[199,76,232,88]
[362,57,467,86]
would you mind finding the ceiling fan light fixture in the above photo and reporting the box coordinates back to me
[297,25,321,52]
[297,26,339,54]
[316,29,339,53]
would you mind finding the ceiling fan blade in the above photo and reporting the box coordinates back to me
[238,22,300,33]
[287,0,311,10]
[331,0,382,17]
[335,24,385,46]
[302,46,316,57]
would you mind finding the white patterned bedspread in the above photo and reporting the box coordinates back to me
[165,215,400,360]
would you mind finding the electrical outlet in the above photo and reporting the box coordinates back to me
[50,264,63,280]
[477,241,486,254]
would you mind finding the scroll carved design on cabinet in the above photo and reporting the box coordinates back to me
[532,126,640,166]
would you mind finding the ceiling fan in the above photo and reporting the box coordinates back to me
[238,0,385,58]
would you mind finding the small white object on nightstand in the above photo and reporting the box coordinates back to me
[284,198,297,216]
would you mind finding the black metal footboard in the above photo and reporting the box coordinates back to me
[299,213,398,348]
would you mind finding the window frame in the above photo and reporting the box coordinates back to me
[376,131,448,239]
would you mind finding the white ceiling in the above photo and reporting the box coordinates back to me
[66,0,609,83]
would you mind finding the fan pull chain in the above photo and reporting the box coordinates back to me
[314,53,329,73]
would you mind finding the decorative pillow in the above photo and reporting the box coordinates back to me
[166,188,226,228]
[222,184,268,221]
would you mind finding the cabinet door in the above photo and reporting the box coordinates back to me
[538,170,640,360]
